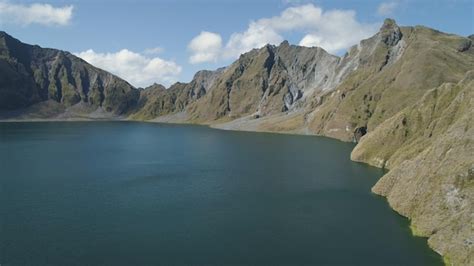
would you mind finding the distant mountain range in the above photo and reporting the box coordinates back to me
[1,19,473,265]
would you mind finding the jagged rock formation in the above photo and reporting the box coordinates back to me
[0,31,139,117]
[0,19,473,265]
[129,39,358,122]
[185,42,347,121]
[304,19,473,142]
[130,68,224,120]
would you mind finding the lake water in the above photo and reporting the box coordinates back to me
[0,122,442,265]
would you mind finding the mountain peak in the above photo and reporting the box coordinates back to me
[0,31,14,41]
[280,40,290,47]
[145,83,166,91]
[0,31,27,50]
[379,18,402,46]
[381,18,398,30]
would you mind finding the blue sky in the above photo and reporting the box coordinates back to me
[0,0,473,87]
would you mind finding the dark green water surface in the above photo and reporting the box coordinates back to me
[0,122,442,265]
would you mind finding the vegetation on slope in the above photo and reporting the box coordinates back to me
[352,72,474,265]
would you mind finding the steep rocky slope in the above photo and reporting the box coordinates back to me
[304,20,474,142]
[352,72,474,265]
[0,31,139,118]
[185,42,347,121]
[130,37,358,122]
[130,68,223,120]
[196,20,473,142]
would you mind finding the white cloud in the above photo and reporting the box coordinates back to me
[188,4,378,63]
[188,31,223,64]
[0,1,73,26]
[377,2,398,16]
[75,49,182,88]
[297,9,378,53]
[223,21,283,59]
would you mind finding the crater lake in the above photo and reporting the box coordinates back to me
[0,122,442,265]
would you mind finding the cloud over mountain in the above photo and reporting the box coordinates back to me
[188,31,223,64]
[188,4,378,63]
[75,49,182,88]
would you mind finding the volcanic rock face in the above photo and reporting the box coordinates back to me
[1,19,473,265]
[181,40,358,122]
[131,35,362,122]
[302,19,473,142]
[0,31,139,117]
[130,68,224,120]
[178,19,411,128]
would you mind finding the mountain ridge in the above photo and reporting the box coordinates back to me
[0,30,140,116]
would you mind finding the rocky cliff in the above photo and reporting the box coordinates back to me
[0,31,139,118]
[0,19,472,265]
[130,68,224,120]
